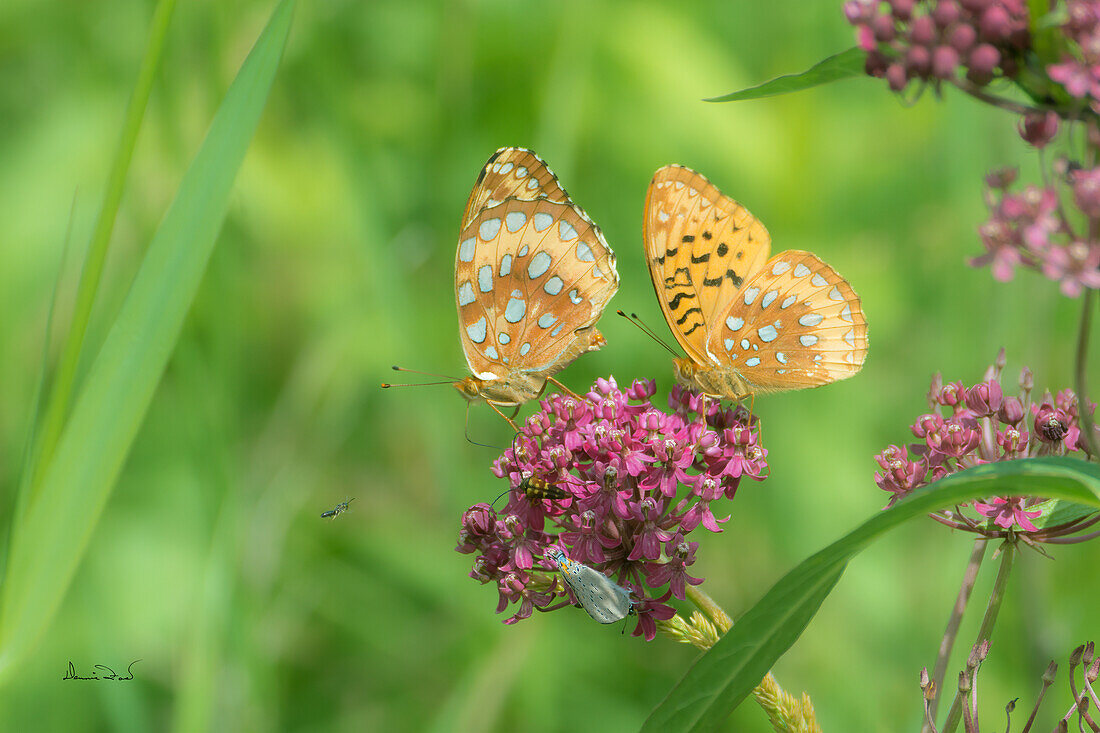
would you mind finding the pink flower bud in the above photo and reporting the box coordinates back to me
[910,15,936,45]
[932,45,960,78]
[858,25,877,51]
[1071,166,1100,218]
[966,380,1004,416]
[967,44,1001,84]
[872,13,897,42]
[886,63,908,91]
[865,49,889,77]
[891,0,915,21]
[979,6,1012,41]
[998,396,1025,426]
[984,167,1017,189]
[906,45,932,75]
[949,24,977,53]
[933,0,961,27]
[1018,111,1059,149]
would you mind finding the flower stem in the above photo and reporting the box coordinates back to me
[685,586,821,733]
[1075,288,1100,461]
[925,538,988,733]
[941,540,1018,733]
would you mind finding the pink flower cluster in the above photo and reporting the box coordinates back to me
[973,168,1100,297]
[1047,1,1100,110]
[874,351,1099,532]
[844,0,1029,92]
[455,377,767,640]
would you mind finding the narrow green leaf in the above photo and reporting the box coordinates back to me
[705,47,867,103]
[643,457,1100,732]
[11,195,80,538]
[24,0,178,514]
[0,0,295,681]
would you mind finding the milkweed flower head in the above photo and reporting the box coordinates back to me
[874,350,1100,538]
[845,0,1030,92]
[973,168,1100,297]
[455,376,768,640]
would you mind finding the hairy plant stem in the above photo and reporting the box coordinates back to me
[925,538,988,733]
[1076,289,1100,460]
[941,541,1018,733]
[684,586,822,733]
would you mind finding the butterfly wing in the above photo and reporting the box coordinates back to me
[456,197,618,383]
[461,148,571,230]
[550,552,634,624]
[704,251,868,391]
[643,165,772,367]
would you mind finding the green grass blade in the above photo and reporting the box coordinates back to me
[705,47,866,103]
[24,0,178,511]
[0,0,295,681]
[642,457,1100,732]
[10,194,80,539]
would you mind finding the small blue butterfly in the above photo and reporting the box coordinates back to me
[545,547,634,624]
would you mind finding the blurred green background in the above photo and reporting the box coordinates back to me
[0,0,1095,730]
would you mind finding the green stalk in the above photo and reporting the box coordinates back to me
[1076,289,1099,460]
[20,0,178,519]
[925,538,988,732]
[941,541,1018,733]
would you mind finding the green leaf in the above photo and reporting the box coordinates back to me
[0,0,295,682]
[1027,498,1097,531]
[22,0,178,516]
[642,457,1100,732]
[705,48,867,103]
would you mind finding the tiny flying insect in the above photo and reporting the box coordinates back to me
[545,547,635,625]
[321,498,354,520]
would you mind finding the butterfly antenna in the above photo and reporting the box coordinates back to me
[382,365,462,388]
[616,310,679,357]
[390,365,460,380]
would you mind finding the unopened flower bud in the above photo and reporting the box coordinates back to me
[932,46,960,78]
[1071,167,1100,218]
[967,44,1001,84]
[979,6,1012,41]
[966,380,1004,415]
[906,45,932,75]
[984,167,1017,189]
[949,24,977,53]
[933,0,960,27]
[887,63,908,91]
[1019,111,1059,149]
[1019,366,1033,393]
[891,0,915,21]
[872,13,897,42]
[910,15,936,45]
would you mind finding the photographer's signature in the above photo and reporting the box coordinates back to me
[62,660,140,681]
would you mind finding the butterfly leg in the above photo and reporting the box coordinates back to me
[545,375,583,401]
[485,400,519,430]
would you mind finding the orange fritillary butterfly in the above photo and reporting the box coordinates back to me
[453,148,619,421]
[643,164,868,400]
